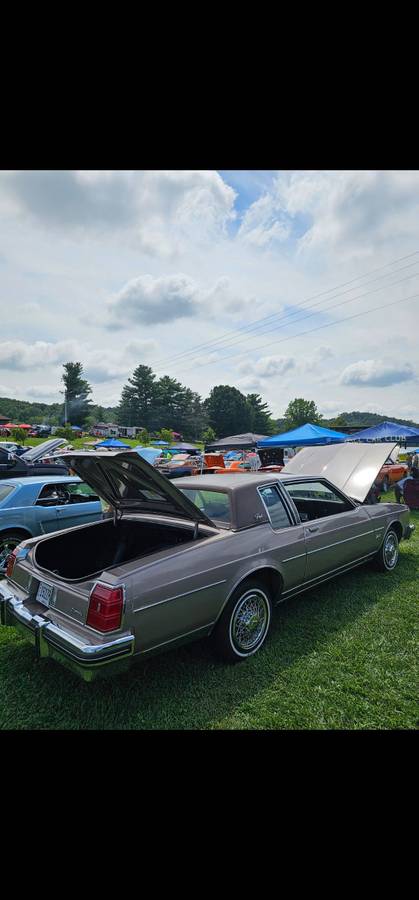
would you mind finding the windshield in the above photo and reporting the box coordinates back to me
[178,487,231,524]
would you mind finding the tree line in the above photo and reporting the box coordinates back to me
[2,360,417,440]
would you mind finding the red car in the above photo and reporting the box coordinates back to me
[375,459,408,492]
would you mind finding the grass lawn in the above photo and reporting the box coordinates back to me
[0,490,418,730]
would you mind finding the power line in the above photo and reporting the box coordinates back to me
[162,262,419,371]
[165,269,419,376]
[170,289,419,378]
[150,250,419,369]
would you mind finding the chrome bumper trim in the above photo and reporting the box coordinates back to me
[0,581,134,681]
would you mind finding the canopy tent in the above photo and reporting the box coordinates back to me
[94,438,131,449]
[257,423,348,448]
[133,446,163,464]
[17,423,32,429]
[71,425,83,431]
[170,443,199,452]
[346,420,419,442]
[206,433,269,451]
[151,440,170,446]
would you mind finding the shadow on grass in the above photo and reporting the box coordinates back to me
[1,536,416,730]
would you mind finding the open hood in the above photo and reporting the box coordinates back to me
[21,438,67,462]
[60,450,215,526]
[281,442,397,503]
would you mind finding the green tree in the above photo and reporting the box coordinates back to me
[283,398,323,430]
[245,393,275,434]
[55,425,74,441]
[328,414,347,428]
[137,428,150,445]
[152,376,189,433]
[157,428,174,444]
[61,362,92,426]
[205,385,252,438]
[117,365,157,430]
[10,427,27,444]
[177,390,208,441]
[202,426,216,444]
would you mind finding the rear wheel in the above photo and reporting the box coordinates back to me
[374,528,399,571]
[212,578,272,662]
[0,531,25,575]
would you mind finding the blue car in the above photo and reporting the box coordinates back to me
[0,475,103,573]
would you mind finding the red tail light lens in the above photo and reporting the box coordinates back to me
[6,547,19,579]
[87,584,124,632]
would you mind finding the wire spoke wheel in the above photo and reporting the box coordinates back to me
[383,532,398,568]
[230,588,271,654]
[0,536,21,573]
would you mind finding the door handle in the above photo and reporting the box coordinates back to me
[307,525,319,533]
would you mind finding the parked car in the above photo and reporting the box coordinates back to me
[0,442,414,681]
[0,442,27,456]
[0,475,103,574]
[0,439,70,479]
[375,458,408,493]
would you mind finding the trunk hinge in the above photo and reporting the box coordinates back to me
[113,508,123,526]
[193,521,199,540]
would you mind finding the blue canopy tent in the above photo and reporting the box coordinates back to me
[346,421,419,442]
[71,425,82,432]
[133,446,163,463]
[257,423,348,448]
[152,440,169,446]
[95,438,131,449]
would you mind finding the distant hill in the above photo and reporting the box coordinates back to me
[329,411,419,429]
[275,410,419,431]
[0,397,118,426]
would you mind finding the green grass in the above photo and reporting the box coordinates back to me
[0,491,418,730]
[22,437,205,450]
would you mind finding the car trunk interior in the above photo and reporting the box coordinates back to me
[34,518,206,580]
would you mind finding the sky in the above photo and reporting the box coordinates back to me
[0,169,418,422]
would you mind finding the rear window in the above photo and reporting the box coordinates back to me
[0,484,15,503]
[178,488,231,524]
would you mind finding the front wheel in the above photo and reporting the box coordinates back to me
[374,528,399,572]
[212,579,272,662]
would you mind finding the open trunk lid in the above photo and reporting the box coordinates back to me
[21,438,67,462]
[281,441,397,502]
[60,450,215,526]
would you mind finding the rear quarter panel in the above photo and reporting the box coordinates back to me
[364,500,410,543]
[123,521,303,656]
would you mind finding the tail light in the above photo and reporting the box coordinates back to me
[87,583,124,632]
[6,547,19,579]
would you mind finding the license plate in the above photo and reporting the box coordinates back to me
[36,581,54,607]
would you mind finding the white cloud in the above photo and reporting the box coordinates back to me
[238,355,295,379]
[106,273,251,327]
[340,359,417,387]
[0,170,237,258]
[240,171,419,260]
[0,339,79,370]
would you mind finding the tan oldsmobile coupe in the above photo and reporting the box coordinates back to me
[0,443,414,681]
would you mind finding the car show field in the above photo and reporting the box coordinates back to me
[0,487,417,730]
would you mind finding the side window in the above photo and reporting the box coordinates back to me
[258,485,291,530]
[65,482,100,502]
[36,484,65,506]
[284,481,352,522]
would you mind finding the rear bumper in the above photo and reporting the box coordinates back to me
[0,581,134,682]
[404,523,415,541]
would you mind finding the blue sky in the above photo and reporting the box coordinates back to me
[0,169,418,421]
